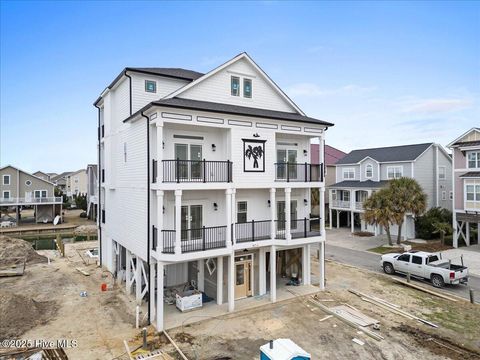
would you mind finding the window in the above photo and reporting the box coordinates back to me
[243,78,252,98]
[365,164,373,178]
[397,254,410,262]
[442,191,446,201]
[25,180,32,186]
[343,168,355,180]
[331,190,337,201]
[438,166,446,180]
[231,76,240,96]
[34,190,47,198]
[237,201,247,223]
[387,166,403,179]
[2,191,10,199]
[145,80,156,93]
[342,190,350,202]
[468,152,480,169]
[427,255,439,264]
[3,175,10,185]
[449,191,453,200]
[412,256,423,265]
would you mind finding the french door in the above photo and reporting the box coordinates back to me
[276,200,298,230]
[180,205,203,241]
[277,149,298,180]
[175,144,203,180]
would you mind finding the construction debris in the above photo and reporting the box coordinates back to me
[319,315,333,322]
[0,257,26,277]
[330,305,379,327]
[348,289,438,328]
[391,278,460,302]
[352,338,365,346]
[163,330,189,360]
[0,235,47,265]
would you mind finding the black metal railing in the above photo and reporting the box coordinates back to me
[162,230,175,254]
[101,210,105,224]
[274,163,323,182]
[101,124,105,138]
[290,218,321,238]
[234,220,271,243]
[275,220,286,239]
[152,159,158,183]
[101,169,105,183]
[162,159,232,183]
[152,225,158,250]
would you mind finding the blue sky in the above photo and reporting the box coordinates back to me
[1,1,479,173]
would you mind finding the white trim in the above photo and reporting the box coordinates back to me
[438,166,446,181]
[386,166,403,179]
[342,168,355,180]
[163,53,305,115]
[34,189,48,198]
[365,164,373,179]
[447,127,480,148]
[0,165,56,186]
[466,150,480,170]
[2,190,10,199]
[2,174,10,185]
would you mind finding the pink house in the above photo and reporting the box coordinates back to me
[448,128,480,247]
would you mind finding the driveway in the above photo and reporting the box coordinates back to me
[441,244,480,277]
[326,228,386,251]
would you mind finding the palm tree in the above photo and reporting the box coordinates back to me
[245,145,264,168]
[389,178,427,245]
[363,189,395,246]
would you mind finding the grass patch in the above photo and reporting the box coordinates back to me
[367,240,452,254]
[367,245,402,254]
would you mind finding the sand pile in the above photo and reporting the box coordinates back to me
[74,224,98,235]
[0,291,57,339]
[0,235,47,266]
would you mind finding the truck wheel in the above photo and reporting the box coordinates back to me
[431,274,445,288]
[383,263,395,275]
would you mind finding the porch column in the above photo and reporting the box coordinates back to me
[285,188,291,240]
[156,190,164,252]
[226,189,233,248]
[156,261,164,331]
[156,122,163,182]
[135,257,142,304]
[174,190,182,254]
[270,245,277,302]
[329,207,332,229]
[259,248,266,295]
[149,260,156,321]
[217,256,223,305]
[466,222,470,246]
[197,259,204,292]
[320,187,326,235]
[350,211,355,233]
[302,245,310,285]
[452,212,458,248]
[228,254,235,312]
[336,210,340,229]
[270,188,276,239]
[478,223,480,243]
[231,189,236,245]
[350,189,355,233]
[319,241,325,290]
[126,249,132,294]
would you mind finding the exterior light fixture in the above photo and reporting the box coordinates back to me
[267,200,271,207]
[212,144,216,152]
[303,149,308,156]
[213,202,218,211]
[163,206,165,214]
[304,199,308,206]
[253,133,260,138]
[162,141,165,149]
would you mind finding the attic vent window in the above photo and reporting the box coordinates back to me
[145,80,157,93]
[231,76,240,96]
[243,78,252,98]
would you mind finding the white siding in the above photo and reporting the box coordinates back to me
[178,58,297,113]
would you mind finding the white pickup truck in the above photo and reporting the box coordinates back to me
[380,250,469,288]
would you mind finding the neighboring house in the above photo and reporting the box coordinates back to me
[95,52,332,331]
[66,169,88,197]
[50,171,72,194]
[0,165,63,223]
[329,143,452,239]
[448,128,480,247]
[33,171,51,182]
[86,164,98,220]
[310,144,346,219]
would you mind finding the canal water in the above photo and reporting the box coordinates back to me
[21,234,98,250]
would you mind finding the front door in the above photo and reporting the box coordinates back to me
[235,260,252,299]
[25,192,32,202]
[180,205,203,241]
[276,149,298,180]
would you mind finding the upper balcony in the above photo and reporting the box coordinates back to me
[274,163,324,183]
[157,159,232,183]
[0,197,63,206]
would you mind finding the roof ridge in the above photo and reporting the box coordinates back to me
[348,142,433,152]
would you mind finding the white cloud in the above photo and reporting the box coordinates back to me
[401,98,474,114]
[286,83,377,97]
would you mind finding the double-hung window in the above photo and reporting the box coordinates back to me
[365,164,373,178]
[3,175,10,185]
[387,166,403,179]
[342,190,350,202]
[231,76,240,96]
[3,191,10,199]
[34,190,47,198]
[243,78,252,98]
[331,190,337,201]
[237,201,247,223]
[468,152,480,169]
[343,168,355,180]
[438,166,446,180]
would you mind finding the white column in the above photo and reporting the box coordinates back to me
[336,210,340,229]
[259,248,266,295]
[478,223,480,243]
[350,211,355,233]
[156,191,164,252]
[466,222,470,246]
[307,244,311,285]
[270,245,277,302]
[285,188,291,240]
[270,188,276,239]
[320,187,325,236]
[231,189,236,245]
[228,254,235,312]
[156,262,164,331]
[149,260,156,321]
[403,215,407,241]
[156,122,163,182]
[350,190,355,233]
[302,245,308,285]
[197,259,204,292]
[126,249,132,294]
[135,257,142,304]
[217,256,223,305]
[329,207,332,230]
[319,241,325,290]
[226,189,233,248]
[174,190,182,254]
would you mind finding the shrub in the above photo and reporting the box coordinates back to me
[415,207,452,240]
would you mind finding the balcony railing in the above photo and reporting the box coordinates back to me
[331,200,350,209]
[275,218,321,239]
[161,225,228,254]
[234,220,271,243]
[274,163,323,182]
[152,225,158,250]
[275,220,286,239]
[355,201,364,210]
[162,159,232,183]
[0,197,63,205]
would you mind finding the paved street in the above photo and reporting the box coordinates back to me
[324,243,480,302]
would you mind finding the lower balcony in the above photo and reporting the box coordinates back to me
[161,226,228,254]
[234,220,271,243]
[0,197,63,206]
[275,218,321,240]
[331,200,350,209]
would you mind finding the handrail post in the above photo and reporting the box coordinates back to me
[287,162,290,182]
[304,162,307,182]
[304,217,307,238]
[176,158,180,183]
[202,226,206,251]
[252,219,255,241]
[309,164,312,182]
[203,159,206,183]
[227,160,231,182]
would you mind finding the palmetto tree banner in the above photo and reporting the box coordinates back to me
[243,139,266,172]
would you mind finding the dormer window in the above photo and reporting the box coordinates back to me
[145,80,156,93]
[231,76,240,96]
[365,164,373,178]
[243,78,252,98]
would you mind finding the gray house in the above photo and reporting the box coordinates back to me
[0,165,63,223]
[329,143,452,239]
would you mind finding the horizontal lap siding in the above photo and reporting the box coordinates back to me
[437,150,453,211]
[413,148,435,209]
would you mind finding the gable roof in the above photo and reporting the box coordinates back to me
[51,171,73,182]
[448,127,480,148]
[310,144,347,166]
[164,52,306,115]
[0,165,56,186]
[124,97,333,126]
[336,143,433,165]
